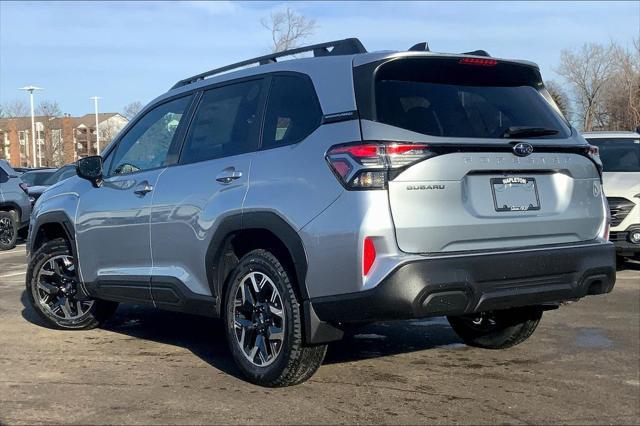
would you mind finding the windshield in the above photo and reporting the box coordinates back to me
[586,138,640,172]
[368,58,571,139]
[44,166,77,185]
[21,170,55,186]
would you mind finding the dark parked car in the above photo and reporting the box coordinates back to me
[20,168,57,187]
[27,164,77,204]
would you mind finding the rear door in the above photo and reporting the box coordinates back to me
[150,78,267,301]
[356,56,605,253]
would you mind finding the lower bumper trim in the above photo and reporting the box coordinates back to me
[311,242,616,323]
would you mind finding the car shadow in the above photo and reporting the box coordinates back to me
[620,259,640,271]
[20,290,464,379]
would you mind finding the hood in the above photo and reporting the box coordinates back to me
[27,185,49,195]
[602,172,640,198]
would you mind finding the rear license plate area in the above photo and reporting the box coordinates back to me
[491,177,540,212]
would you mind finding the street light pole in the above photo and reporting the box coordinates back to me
[19,86,42,168]
[90,96,101,155]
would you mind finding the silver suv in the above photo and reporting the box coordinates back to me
[26,39,616,386]
[0,159,31,250]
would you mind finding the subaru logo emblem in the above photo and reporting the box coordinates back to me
[513,143,534,157]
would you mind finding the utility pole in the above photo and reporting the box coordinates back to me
[90,96,101,155]
[19,86,42,167]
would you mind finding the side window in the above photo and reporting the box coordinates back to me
[181,79,265,164]
[262,75,322,149]
[109,96,191,176]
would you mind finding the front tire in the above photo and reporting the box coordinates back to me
[447,307,543,349]
[26,238,118,329]
[224,249,327,387]
[0,211,18,250]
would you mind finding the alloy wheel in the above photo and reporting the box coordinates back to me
[0,217,15,246]
[461,311,499,332]
[35,254,94,320]
[233,271,285,367]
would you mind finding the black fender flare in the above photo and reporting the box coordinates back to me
[30,211,76,258]
[205,211,309,302]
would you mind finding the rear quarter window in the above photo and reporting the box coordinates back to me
[261,75,322,149]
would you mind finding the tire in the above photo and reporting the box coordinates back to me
[447,307,543,349]
[224,249,327,387]
[0,211,18,250]
[26,238,118,330]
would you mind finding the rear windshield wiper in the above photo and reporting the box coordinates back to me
[501,126,559,138]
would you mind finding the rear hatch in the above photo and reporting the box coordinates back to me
[354,55,605,253]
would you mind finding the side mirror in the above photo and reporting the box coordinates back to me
[76,156,103,187]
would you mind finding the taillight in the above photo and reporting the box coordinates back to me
[459,57,498,67]
[586,144,603,179]
[363,237,376,276]
[19,183,29,194]
[603,222,610,241]
[326,141,435,189]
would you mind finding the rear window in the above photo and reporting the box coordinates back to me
[361,58,571,139]
[21,170,55,186]
[585,138,640,172]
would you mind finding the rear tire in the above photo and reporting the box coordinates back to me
[447,307,543,349]
[26,238,118,329]
[0,211,18,251]
[224,249,327,387]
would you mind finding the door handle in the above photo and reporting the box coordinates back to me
[216,169,243,185]
[133,182,154,196]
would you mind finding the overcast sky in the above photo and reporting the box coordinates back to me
[1,1,638,116]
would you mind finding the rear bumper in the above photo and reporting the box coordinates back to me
[311,242,616,323]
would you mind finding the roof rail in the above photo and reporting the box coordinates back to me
[171,38,367,90]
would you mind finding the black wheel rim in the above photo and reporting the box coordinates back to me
[0,217,14,245]
[233,271,285,367]
[459,311,499,333]
[35,254,94,320]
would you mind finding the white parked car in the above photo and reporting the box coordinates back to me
[583,131,640,260]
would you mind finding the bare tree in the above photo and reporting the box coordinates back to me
[600,39,640,131]
[36,100,63,167]
[122,101,143,120]
[261,7,317,53]
[545,80,571,119]
[556,43,615,131]
[2,99,29,117]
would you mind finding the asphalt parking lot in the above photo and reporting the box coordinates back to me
[0,242,638,425]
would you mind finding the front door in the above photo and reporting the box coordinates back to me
[76,95,192,301]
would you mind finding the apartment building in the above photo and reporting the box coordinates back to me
[0,113,128,168]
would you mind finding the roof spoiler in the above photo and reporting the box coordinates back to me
[461,50,491,57]
[407,42,492,58]
[171,38,367,90]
